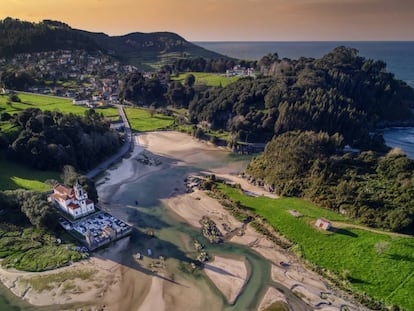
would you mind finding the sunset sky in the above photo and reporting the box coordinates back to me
[1,0,414,41]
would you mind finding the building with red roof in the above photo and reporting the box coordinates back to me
[315,218,332,230]
[49,181,95,219]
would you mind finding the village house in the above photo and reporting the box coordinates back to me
[110,119,125,131]
[226,65,256,77]
[49,182,95,219]
[315,218,332,230]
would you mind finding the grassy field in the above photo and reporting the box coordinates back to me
[0,226,84,272]
[0,93,119,120]
[0,158,59,191]
[124,107,174,132]
[218,184,414,310]
[172,72,241,87]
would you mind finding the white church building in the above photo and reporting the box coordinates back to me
[50,181,95,219]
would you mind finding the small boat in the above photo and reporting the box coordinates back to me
[135,252,142,260]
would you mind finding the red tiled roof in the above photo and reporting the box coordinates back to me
[51,192,71,202]
[67,203,80,210]
[50,193,60,200]
[54,184,73,196]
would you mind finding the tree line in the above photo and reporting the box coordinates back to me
[0,108,121,171]
[0,18,99,58]
[162,57,257,74]
[246,131,414,233]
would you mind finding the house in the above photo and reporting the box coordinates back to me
[73,99,89,106]
[315,218,332,230]
[49,181,95,219]
[109,94,119,102]
[110,119,125,131]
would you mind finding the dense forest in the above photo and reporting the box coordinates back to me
[188,47,414,148]
[246,131,414,232]
[0,108,121,171]
[0,18,99,57]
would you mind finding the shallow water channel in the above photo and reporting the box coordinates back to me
[106,155,311,311]
[0,150,311,311]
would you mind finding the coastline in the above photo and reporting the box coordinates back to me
[0,131,366,310]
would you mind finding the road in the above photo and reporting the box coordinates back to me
[86,104,133,179]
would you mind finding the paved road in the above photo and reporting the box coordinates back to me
[86,104,133,179]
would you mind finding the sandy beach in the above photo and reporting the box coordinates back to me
[0,131,366,310]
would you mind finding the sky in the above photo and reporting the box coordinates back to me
[1,0,414,41]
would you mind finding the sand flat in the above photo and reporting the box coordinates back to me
[204,256,248,304]
[257,287,287,311]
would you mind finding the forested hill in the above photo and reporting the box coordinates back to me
[0,18,99,57]
[0,17,227,68]
[80,30,228,67]
[246,131,414,233]
[189,46,414,148]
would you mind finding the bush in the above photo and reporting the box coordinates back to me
[9,93,21,102]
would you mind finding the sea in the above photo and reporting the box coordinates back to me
[196,41,414,158]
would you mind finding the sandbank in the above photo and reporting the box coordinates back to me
[257,287,287,311]
[204,256,248,304]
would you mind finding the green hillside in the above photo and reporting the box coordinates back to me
[0,17,229,70]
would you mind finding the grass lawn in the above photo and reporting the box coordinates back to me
[218,184,414,310]
[124,107,174,132]
[0,93,119,120]
[172,72,241,87]
[0,158,60,191]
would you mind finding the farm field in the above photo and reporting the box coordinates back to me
[172,72,241,87]
[0,158,59,192]
[0,92,119,119]
[124,107,174,132]
[218,184,414,310]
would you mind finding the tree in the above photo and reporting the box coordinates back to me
[184,74,196,87]
[9,92,21,102]
[149,104,156,117]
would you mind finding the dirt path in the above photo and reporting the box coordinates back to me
[331,221,413,238]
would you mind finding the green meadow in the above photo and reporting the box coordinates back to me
[172,72,241,87]
[218,184,414,310]
[0,158,59,192]
[0,92,119,123]
[124,107,174,132]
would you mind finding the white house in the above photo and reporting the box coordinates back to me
[50,182,95,219]
[110,119,125,131]
[315,218,332,230]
